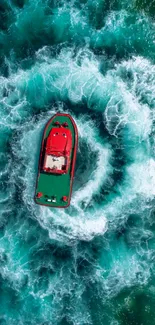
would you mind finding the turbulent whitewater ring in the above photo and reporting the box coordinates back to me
[0,0,155,324]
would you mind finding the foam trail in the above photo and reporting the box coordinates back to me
[72,118,112,207]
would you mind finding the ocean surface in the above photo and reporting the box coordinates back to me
[0,0,155,324]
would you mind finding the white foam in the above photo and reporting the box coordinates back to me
[116,56,155,107]
[72,118,112,206]
[105,80,152,140]
[39,208,107,242]
[127,159,155,198]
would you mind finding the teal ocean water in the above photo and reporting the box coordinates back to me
[0,0,155,324]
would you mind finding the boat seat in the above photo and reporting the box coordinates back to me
[44,155,66,170]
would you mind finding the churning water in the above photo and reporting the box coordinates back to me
[0,0,155,324]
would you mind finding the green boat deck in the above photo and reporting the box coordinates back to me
[35,114,77,208]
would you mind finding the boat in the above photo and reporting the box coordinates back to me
[34,113,78,208]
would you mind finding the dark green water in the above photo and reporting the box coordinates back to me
[0,0,155,324]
